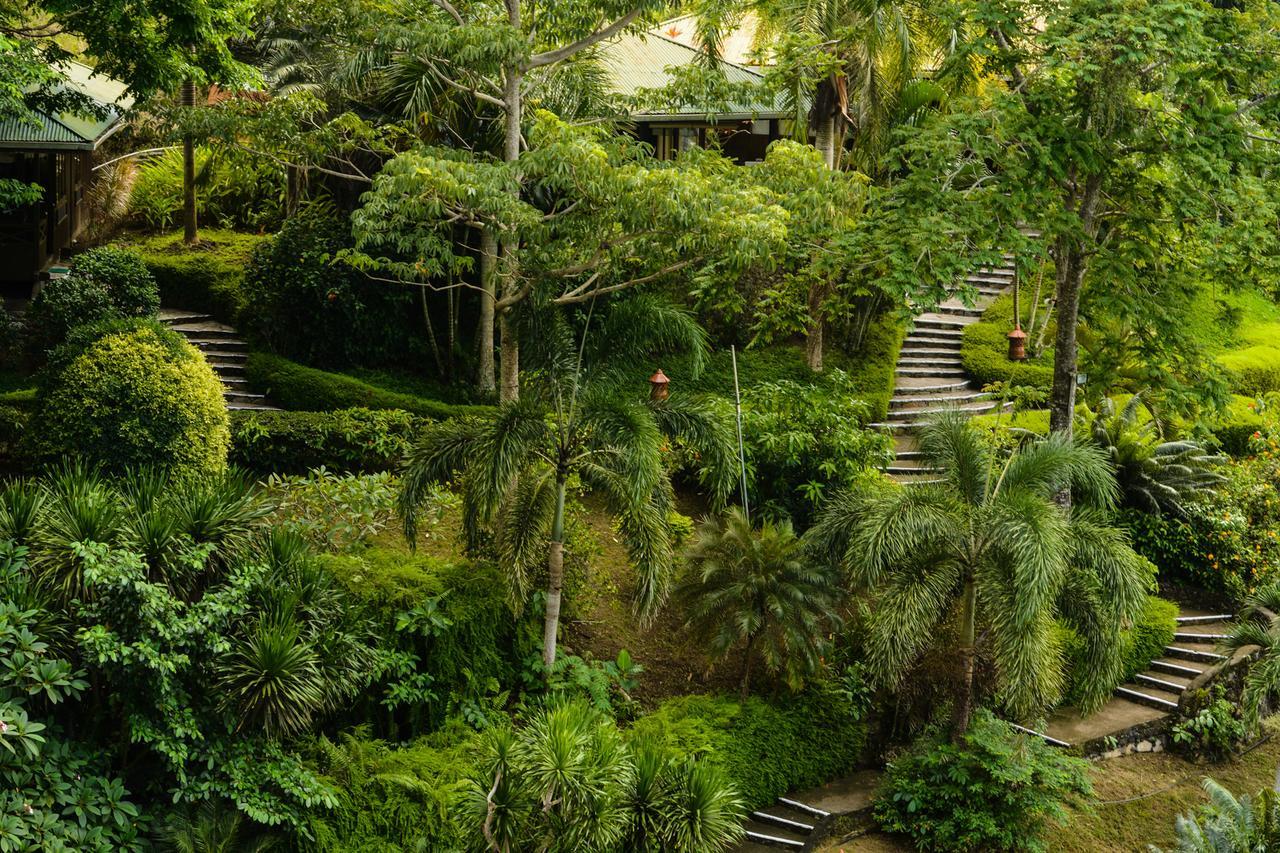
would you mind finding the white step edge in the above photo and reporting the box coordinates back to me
[777,797,831,819]
[1008,723,1071,749]
[1115,686,1179,710]
[1176,614,1233,624]
[744,830,804,848]
[751,811,815,832]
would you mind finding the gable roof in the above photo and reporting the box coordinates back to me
[601,30,790,122]
[0,61,132,151]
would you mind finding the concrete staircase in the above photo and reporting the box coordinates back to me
[740,796,831,850]
[874,257,1018,482]
[159,309,275,411]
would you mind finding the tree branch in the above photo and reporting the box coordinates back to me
[429,0,464,24]
[526,8,643,69]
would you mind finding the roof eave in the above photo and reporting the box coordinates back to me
[630,111,789,123]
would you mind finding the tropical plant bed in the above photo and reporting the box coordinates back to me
[818,718,1280,852]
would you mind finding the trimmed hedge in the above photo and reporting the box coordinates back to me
[111,230,269,324]
[962,294,1055,390]
[1058,595,1177,705]
[32,319,229,479]
[1206,395,1266,456]
[245,353,493,420]
[230,408,422,475]
[627,689,868,809]
[1219,345,1280,396]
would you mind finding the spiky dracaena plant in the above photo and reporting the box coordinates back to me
[399,303,735,668]
[676,508,842,698]
[1086,395,1225,517]
[807,412,1151,738]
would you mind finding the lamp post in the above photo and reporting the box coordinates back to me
[1007,262,1028,361]
[649,368,670,402]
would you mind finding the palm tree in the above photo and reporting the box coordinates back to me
[399,304,736,668]
[807,412,1151,738]
[1086,395,1225,516]
[676,508,842,698]
[1155,779,1280,852]
[1221,583,1280,770]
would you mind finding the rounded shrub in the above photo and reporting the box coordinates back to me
[27,247,159,349]
[242,205,415,368]
[33,319,229,479]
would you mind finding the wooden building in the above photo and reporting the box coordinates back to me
[0,62,130,293]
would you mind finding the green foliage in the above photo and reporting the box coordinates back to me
[130,147,285,232]
[1208,396,1266,456]
[628,688,869,809]
[242,206,416,368]
[1171,687,1247,762]
[230,408,422,475]
[1222,581,1280,731]
[263,470,442,553]
[0,544,144,851]
[1058,596,1176,705]
[1124,446,1280,599]
[318,548,523,736]
[1084,396,1225,517]
[245,354,492,420]
[32,320,229,480]
[462,701,745,852]
[113,230,270,324]
[739,369,893,523]
[677,509,842,695]
[961,295,1055,391]
[26,247,159,350]
[1218,345,1280,397]
[874,709,1093,853]
[1156,779,1280,853]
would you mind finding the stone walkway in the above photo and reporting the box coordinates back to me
[159,308,275,411]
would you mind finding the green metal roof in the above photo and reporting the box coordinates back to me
[0,61,132,151]
[601,31,789,122]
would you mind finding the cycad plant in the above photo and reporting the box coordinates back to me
[1155,779,1280,853]
[807,412,1151,738]
[677,508,842,698]
[399,304,735,668]
[1221,580,1280,736]
[1086,396,1225,516]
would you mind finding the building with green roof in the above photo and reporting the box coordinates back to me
[0,61,131,288]
[600,30,799,164]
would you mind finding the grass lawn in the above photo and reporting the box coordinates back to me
[820,719,1280,852]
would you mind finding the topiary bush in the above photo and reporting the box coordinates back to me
[961,295,1055,390]
[1219,345,1280,397]
[874,709,1092,853]
[241,206,417,368]
[26,247,159,350]
[112,230,269,324]
[70,246,160,317]
[245,353,492,420]
[627,687,868,809]
[32,319,229,479]
[230,408,423,474]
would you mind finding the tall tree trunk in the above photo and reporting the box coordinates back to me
[952,576,978,742]
[740,633,756,701]
[806,278,826,372]
[499,309,519,403]
[181,79,198,245]
[1048,174,1103,440]
[477,230,497,396]
[542,479,568,669]
[815,112,837,170]
[497,49,523,402]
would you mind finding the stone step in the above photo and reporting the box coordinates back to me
[895,367,967,378]
[160,311,214,325]
[1135,672,1193,693]
[895,347,964,359]
[188,338,250,353]
[934,304,985,318]
[913,314,976,331]
[885,465,945,476]
[202,350,248,363]
[1176,614,1234,625]
[1115,685,1180,711]
[1172,632,1229,644]
[902,336,962,350]
[225,390,268,404]
[965,274,1014,286]
[898,356,963,367]
[1009,722,1072,749]
[777,798,831,819]
[1164,645,1226,664]
[210,362,246,376]
[750,810,815,834]
[227,402,279,411]
[891,391,989,408]
[893,380,972,394]
[170,323,240,339]
[1150,657,1208,678]
[886,402,998,422]
[907,324,963,338]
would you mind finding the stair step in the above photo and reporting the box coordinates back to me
[885,465,945,475]
[744,830,804,849]
[912,315,976,330]
[891,392,988,407]
[965,274,1014,286]
[893,380,972,394]
[895,368,967,378]
[934,304,985,318]
[161,312,213,325]
[1165,645,1226,664]
[895,347,964,359]
[200,350,248,363]
[751,811,815,833]
[187,338,250,352]
[1150,658,1207,678]
[1009,722,1072,748]
[902,337,962,350]
[887,403,997,421]
[170,324,240,339]
[777,797,831,819]
[225,391,267,404]
[1172,632,1229,643]
[1176,614,1234,624]
[1135,672,1191,694]
[210,363,246,376]
[1115,685,1180,711]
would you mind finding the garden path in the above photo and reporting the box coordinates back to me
[159,308,276,410]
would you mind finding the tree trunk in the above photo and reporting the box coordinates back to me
[1048,174,1103,440]
[499,309,519,403]
[476,230,497,396]
[806,278,826,372]
[181,79,198,245]
[952,576,978,742]
[815,112,837,170]
[740,633,756,701]
[542,479,568,669]
[497,58,523,402]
